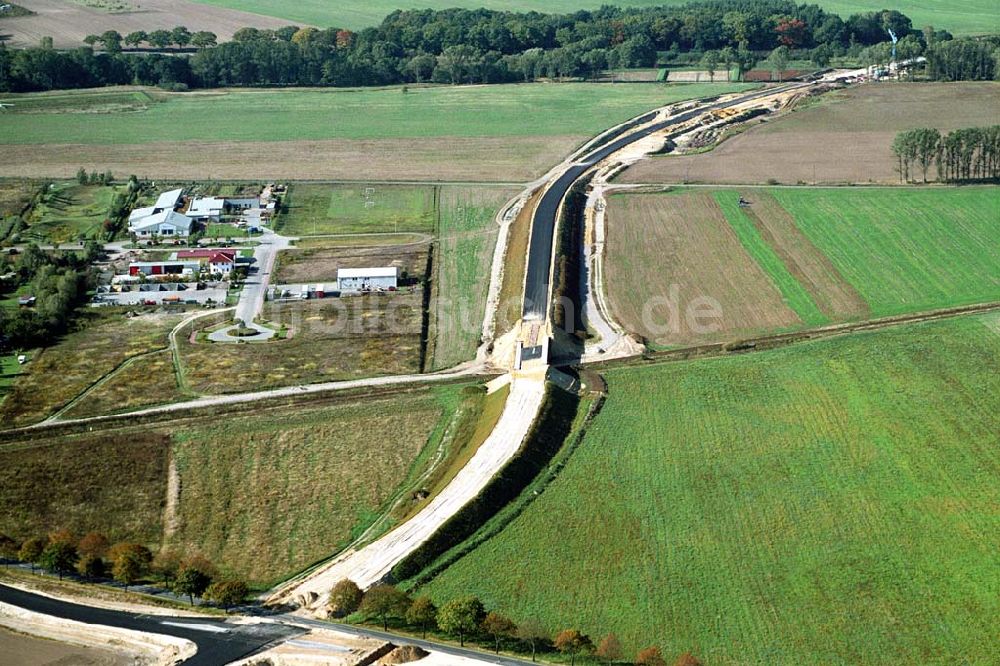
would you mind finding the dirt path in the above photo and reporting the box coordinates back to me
[163,456,180,541]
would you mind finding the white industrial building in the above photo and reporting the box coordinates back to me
[129,210,194,238]
[336,267,399,292]
[185,196,226,222]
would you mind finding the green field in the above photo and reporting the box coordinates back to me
[22,182,123,243]
[194,0,997,35]
[0,83,753,146]
[769,187,1000,316]
[431,186,516,370]
[280,183,436,236]
[422,313,1000,662]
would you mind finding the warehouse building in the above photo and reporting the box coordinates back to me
[336,267,398,292]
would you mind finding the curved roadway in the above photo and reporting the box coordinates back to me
[0,584,303,665]
[522,83,805,320]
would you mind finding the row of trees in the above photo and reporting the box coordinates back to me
[891,126,1000,182]
[0,1,936,92]
[84,27,218,53]
[330,580,699,666]
[0,530,250,610]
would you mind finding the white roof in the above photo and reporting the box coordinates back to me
[129,210,193,233]
[337,267,399,279]
[128,206,156,223]
[187,197,225,216]
[154,189,184,210]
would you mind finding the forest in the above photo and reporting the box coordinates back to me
[0,1,995,92]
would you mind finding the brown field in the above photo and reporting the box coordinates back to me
[178,294,423,394]
[0,430,169,544]
[62,349,186,419]
[0,135,580,183]
[738,190,868,319]
[274,244,430,285]
[0,311,179,428]
[0,627,133,666]
[604,191,800,346]
[0,0,301,49]
[621,82,1000,185]
[0,179,37,219]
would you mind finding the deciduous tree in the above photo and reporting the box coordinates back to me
[596,633,623,665]
[516,618,548,662]
[360,584,410,630]
[437,596,485,646]
[18,537,45,571]
[482,612,517,654]
[205,579,249,611]
[329,579,363,617]
[636,646,666,666]
[554,629,593,666]
[405,596,437,638]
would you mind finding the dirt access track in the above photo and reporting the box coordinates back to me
[0,0,302,49]
[620,82,1000,185]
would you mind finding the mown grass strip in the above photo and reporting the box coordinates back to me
[714,190,828,326]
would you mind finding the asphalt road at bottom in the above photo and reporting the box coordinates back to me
[287,614,540,666]
[0,584,304,665]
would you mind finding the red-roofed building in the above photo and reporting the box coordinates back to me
[171,249,236,275]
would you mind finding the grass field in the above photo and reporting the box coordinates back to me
[274,242,429,285]
[178,294,423,394]
[279,183,436,236]
[0,311,180,427]
[0,83,753,182]
[62,350,186,419]
[431,186,516,370]
[22,181,123,243]
[768,186,1000,316]
[423,313,1000,662]
[167,387,461,586]
[0,431,170,545]
[604,186,999,346]
[622,82,1000,185]
[194,0,998,35]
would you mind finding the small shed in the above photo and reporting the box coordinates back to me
[337,267,399,292]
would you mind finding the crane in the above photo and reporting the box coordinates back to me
[887,27,898,64]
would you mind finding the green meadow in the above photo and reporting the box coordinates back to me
[422,312,1000,662]
[0,83,753,146]
[770,186,1000,316]
[196,0,997,35]
[279,183,436,236]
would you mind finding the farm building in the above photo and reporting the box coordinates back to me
[337,267,398,291]
[129,188,186,228]
[173,249,238,274]
[129,210,194,238]
[128,260,201,277]
[186,196,226,222]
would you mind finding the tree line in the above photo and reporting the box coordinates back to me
[0,1,940,92]
[330,579,700,666]
[0,530,250,610]
[891,126,1000,182]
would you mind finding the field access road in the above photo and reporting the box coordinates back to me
[268,376,547,610]
[522,83,805,320]
[235,227,293,325]
[0,584,304,666]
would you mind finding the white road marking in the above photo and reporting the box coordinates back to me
[159,621,229,633]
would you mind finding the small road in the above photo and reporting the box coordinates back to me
[287,615,540,666]
[235,227,293,325]
[0,584,304,666]
[269,375,546,609]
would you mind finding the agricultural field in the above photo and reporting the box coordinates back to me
[274,243,429,285]
[20,181,123,243]
[177,293,424,394]
[0,179,38,241]
[604,186,999,346]
[0,82,752,182]
[0,430,170,544]
[0,0,298,49]
[621,82,1000,185]
[423,312,1000,663]
[278,183,436,237]
[430,186,517,370]
[194,0,998,35]
[167,386,463,586]
[604,190,802,347]
[0,310,180,427]
[0,383,474,586]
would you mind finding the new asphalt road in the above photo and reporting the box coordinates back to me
[0,584,304,665]
[521,83,805,320]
